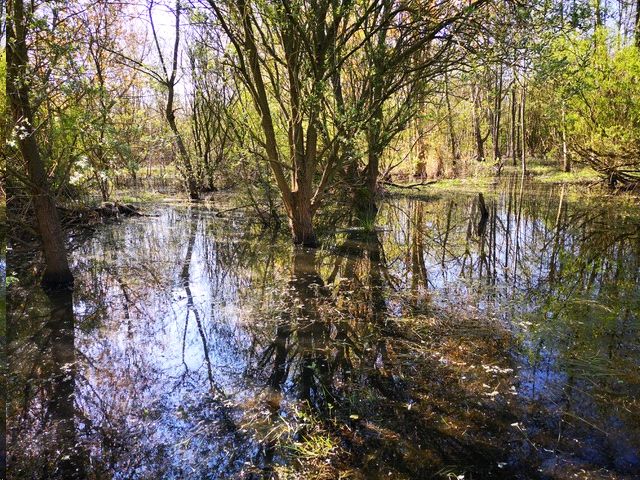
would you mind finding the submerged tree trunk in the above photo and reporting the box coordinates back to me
[7,0,74,289]
[288,190,317,247]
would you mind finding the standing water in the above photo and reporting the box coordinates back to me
[6,180,640,479]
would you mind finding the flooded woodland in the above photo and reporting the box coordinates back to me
[6,179,640,479]
[5,0,640,478]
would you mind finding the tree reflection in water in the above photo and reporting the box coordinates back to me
[7,289,87,479]
[7,181,640,479]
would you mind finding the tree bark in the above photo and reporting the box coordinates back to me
[635,0,640,50]
[520,84,527,174]
[444,72,460,175]
[594,0,603,28]
[561,101,571,172]
[492,66,503,162]
[166,106,199,200]
[355,100,384,224]
[414,116,428,176]
[511,84,517,166]
[289,191,317,247]
[473,83,485,162]
[7,0,74,288]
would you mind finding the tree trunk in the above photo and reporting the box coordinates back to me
[493,66,503,162]
[473,83,485,162]
[414,116,428,176]
[520,84,527,174]
[561,101,571,172]
[594,0,603,28]
[360,144,382,220]
[511,85,517,166]
[7,0,74,289]
[152,0,199,201]
[354,97,384,224]
[635,0,640,50]
[444,72,460,175]
[289,190,317,247]
[353,163,381,225]
[167,110,199,200]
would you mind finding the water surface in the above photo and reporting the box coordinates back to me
[7,180,640,479]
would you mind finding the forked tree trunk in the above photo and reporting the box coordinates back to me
[7,0,74,289]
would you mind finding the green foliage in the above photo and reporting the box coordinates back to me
[532,28,640,185]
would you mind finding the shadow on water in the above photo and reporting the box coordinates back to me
[6,179,640,479]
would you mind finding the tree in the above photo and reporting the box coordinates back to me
[80,1,142,200]
[7,0,74,288]
[187,38,236,191]
[150,0,200,200]
[204,0,368,245]
[204,0,491,237]
[107,0,200,199]
[344,0,489,218]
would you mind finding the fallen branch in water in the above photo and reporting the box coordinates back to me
[382,180,438,189]
[214,203,253,217]
[94,202,146,218]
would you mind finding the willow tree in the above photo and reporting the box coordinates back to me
[187,39,236,192]
[204,0,375,246]
[341,0,490,220]
[7,0,74,288]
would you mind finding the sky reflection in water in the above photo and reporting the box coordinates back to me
[7,181,640,479]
